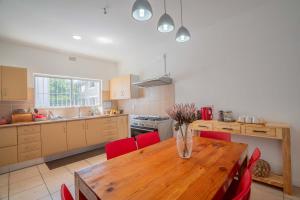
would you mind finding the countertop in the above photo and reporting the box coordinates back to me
[0,114,128,128]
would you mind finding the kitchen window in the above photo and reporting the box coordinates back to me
[34,74,102,108]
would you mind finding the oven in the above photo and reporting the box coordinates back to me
[130,125,158,138]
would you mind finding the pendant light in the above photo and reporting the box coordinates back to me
[132,0,153,21]
[176,0,191,42]
[157,0,175,33]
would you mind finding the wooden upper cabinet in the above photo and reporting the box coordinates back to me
[67,120,87,150]
[41,122,67,156]
[1,66,27,101]
[109,74,139,100]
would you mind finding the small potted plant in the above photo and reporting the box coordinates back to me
[167,103,197,158]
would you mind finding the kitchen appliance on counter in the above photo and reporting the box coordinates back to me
[201,107,213,120]
[130,115,173,140]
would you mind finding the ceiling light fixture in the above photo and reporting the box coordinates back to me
[97,37,113,44]
[132,0,153,21]
[72,35,82,40]
[157,0,175,33]
[176,0,191,42]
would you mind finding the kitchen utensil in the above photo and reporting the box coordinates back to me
[223,111,235,122]
[238,115,246,123]
[217,110,224,121]
[11,113,33,123]
[245,116,252,123]
[201,107,213,120]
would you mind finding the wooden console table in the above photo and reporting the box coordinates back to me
[190,120,292,195]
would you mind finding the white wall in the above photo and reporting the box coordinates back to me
[119,1,300,186]
[0,39,118,90]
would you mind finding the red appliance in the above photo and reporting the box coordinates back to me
[201,107,213,120]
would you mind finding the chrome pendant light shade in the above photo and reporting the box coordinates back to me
[176,26,191,42]
[176,0,191,42]
[157,0,175,33]
[132,0,153,21]
[157,13,175,32]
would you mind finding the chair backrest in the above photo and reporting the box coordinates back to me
[199,131,231,142]
[136,131,161,149]
[248,148,261,171]
[105,137,137,160]
[232,169,252,200]
[61,184,73,200]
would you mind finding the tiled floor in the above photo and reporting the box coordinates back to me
[0,153,299,200]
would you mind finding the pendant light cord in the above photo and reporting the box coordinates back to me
[164,0,167,13]
[180,0,183,25]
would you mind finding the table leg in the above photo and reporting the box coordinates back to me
[282,128,292,195]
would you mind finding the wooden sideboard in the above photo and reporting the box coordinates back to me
[190,120,292,195]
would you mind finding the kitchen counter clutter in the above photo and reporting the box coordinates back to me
[0,114,129,169]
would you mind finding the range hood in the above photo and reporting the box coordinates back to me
[133,54,172,88]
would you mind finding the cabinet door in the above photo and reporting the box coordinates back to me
[41,122,67,156]
[110,75,131,100]
[117,116,129,139]
[0,127,17,148]
[85,118,105,146]
[1,66,27,100]
[67,120,87,150]
[0,146,18,167]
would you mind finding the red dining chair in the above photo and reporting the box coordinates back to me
[61,184,73,200]
[135,131,160,149]
[247,148,261,171]
[199,131,231,142]
[105,137,137,160]
[61,184,87,200]
[232,169,252,200]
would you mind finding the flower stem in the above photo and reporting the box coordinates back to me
[179,124,188,157]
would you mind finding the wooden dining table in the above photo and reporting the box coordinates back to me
[75,137,248,200]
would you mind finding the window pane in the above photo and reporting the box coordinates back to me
[35,75,101,108]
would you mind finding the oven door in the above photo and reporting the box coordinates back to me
[130,125,158,138]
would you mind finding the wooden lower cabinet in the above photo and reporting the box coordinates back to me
[67,120,87,150]
[41,122,67,156]
[0,146,18,167]
[0,127,17,148]
[117,116,129,138]
[85,118,105,146]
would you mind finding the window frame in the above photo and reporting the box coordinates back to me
[34,73,102,109]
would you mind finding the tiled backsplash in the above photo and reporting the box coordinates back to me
[117,84,175,116]
[0,88,116,119]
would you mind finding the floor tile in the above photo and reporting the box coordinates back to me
[0,185,8,199]
[37,195,52,200]
[38,164,70,178]
[0,174,8,187]
[9,184,50,200]
[284,186,300,200]
[65,160,91,174]
[10,175,44,195]
[85,154,107,165]
[51,185,74,200]
[251,182,283,200]
[43,171,74,193]
[10,166,40,184]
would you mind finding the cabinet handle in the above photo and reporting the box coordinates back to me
[222,128,233,131]
[198,125,208,128]
[253,130,267,133]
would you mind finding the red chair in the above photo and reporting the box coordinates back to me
[247,148,261,171]
[199,131,231,142]
[105,138,137,160]
[135,131,160,149]
[61,184,73,200]
[232,169,252,200]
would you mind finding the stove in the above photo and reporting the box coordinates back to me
[130,115,173,140]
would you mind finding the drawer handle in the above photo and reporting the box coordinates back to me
[198,125,208,128]
[253,130,267,133]
[222,128,233,131]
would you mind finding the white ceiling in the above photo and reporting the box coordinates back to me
[0,0,266,64]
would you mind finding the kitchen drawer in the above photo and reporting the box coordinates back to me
[245,126,276,137]
[18,133,41,144]
[18,142,41,153]
[18,149,41,162]
[18,125,40,136]
[192,121,213,131]
[100,117,117,124]
[0,146,18,166]
[214,122,241,134]
[100,123,118,131]
[0,127,17,147]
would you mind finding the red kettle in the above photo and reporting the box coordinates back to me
[201,107,213,120]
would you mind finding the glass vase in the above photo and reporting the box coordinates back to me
[176,123,193,159]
